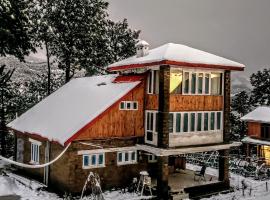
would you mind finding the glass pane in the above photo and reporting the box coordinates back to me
[98,154,103,165]
[170,70,183,94]
[91,155,96,165]
[204,113,209,131]
[190,113,195,132]
[176,113,181,132]
[120,102,125,109]
[169,113,174,133]
[131,152,136,161]
[133,102,137,110]
[191,73,196,94]
[211,73,222,95]
[127,102,131,109]
[125,152,129,161]
[210,112,215,130]
[198,73,203,94]
[183,113,188,132]
[150,113,154,131]
[197,113,202,131]
[184,72,189,93]
[84,155,89,166]
[118,153,122,162]
[153,71,159,94]
[155,112,159,132]
[205,74,210,94]
[146,131,153,141]
[217,112,221,130]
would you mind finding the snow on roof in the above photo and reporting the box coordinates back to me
[8,75,140,145]
[241,106,270,123]
[242,136,270,146]
[108,43,245,70]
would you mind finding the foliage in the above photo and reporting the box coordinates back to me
[231,91,251,117]
[0,0,35,60]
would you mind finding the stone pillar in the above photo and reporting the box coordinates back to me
[157,156,169,200]
[219,70,231,186]
[157,65,170,148]
[157,65,170,199]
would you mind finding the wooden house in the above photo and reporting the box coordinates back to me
[241,106,270,166]
[8,41,245,199]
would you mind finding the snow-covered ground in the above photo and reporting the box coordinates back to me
[1,159,270,200]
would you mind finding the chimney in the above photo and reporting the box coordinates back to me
[136,40,149,57]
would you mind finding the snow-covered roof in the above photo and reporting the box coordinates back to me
[242,136,270,146]
[8,75,140,145]
[108,43,245,71]
[241,106,270,123]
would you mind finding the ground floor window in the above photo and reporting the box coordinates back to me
[83,153,105,169]
[148,154,157,163]
[29,138,41,164]
[117,151,137,165]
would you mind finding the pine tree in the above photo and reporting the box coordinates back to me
[0,0,35,61]
[231,91,251,117]
[250,68,270,106]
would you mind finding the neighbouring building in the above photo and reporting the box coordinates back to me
[241,106,270,166]
[8,41,245,199]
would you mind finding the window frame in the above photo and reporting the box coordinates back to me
[145,110,158,143]
[29,138,41,164]
[117,151,137,165]
[82,153,105,169]
[147,70,159,94]
[119,101,138,110]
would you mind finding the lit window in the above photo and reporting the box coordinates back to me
[170,69,182,94]
[83,153,105,169]
[211,73,222,95]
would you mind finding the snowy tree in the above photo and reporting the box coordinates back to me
[250,68,270,106]
[231,91,251,117]
[0,0,35,61]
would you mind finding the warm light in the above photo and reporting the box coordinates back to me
[262,145,270,165]
[170,71,183,93]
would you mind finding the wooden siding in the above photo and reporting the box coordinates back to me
[75,82,145,140]
[146,94,223,111]
[248,122,261,138]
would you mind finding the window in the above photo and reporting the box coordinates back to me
[176,113,181,133]
[198,73,203,94]
[146,111,158,142]
[83,153,105,168]
[211,73,222,95]
[184,72,190,94]
[191,73,196,94]
[148,154,157,163]
[29,139,41,164]
[190,113,195,132]
[205,74,210,94]
[261,124,270,139]
[204,113,209,131]
[183,113,189,132]
[170,69,183,94]
[197,113,202,131]
[147,70,159,94]
[217,112,222,130]
[210,112,215,130]
[117,151,137,165]
[119,101,138,110]
[169,113,174,133]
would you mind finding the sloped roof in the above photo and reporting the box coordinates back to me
[241,106,270,123]
[108,43,245,71]
[8,75,140,145]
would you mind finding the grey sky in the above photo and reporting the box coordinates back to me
[107,0,270,76]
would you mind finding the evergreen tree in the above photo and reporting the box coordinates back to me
[0,0,35,61]
[250,68,270,106]
[231,91,251,117]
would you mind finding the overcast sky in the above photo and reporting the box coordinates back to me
[107,0,270,76]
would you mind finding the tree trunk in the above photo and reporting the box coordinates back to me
[65,60,71,83]
[0,89,7,156]
[45,41,51,95]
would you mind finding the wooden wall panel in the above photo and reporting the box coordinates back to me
[75,82,145,140]
[248,122,261,138]
[146,94,158,110]
[170,95,223,111]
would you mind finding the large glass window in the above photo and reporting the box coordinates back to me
[210,112,215,130]
[205,74,210,94]
[198,73,203,94]
[211,73,222,95]
[191,73,196,94]
[184,72,190,94]
[217,112,221,130]
[197,113,202,131]
[146,112,154,141]
[170,70,182,94]
[176,113,181,132]
[147,70,159,94]
[204,113,209,131]
[183,113,189,132]
[169,113,174,133]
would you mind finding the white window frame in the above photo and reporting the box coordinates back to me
[145,110,158,144]
[82,153,105,169]
[169,111,223,135]
[119,101,138,110]
[117,151,137,165]
[148,154,157,163]
[147,70,159,94]
[29,138,41,164]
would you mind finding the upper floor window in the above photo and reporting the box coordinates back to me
[261,123,270,139]
[211,73,223,95]
[119,101,138,110]
[147,70,159,94]
[170,69,183,94]
[83,153,105,169]
[146,111,158,142]
[29,138,41,164]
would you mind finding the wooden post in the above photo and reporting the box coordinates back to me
[157,156,169,200]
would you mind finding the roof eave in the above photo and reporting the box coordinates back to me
[108,60,245,72]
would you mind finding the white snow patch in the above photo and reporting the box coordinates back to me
[241,106,270,123]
